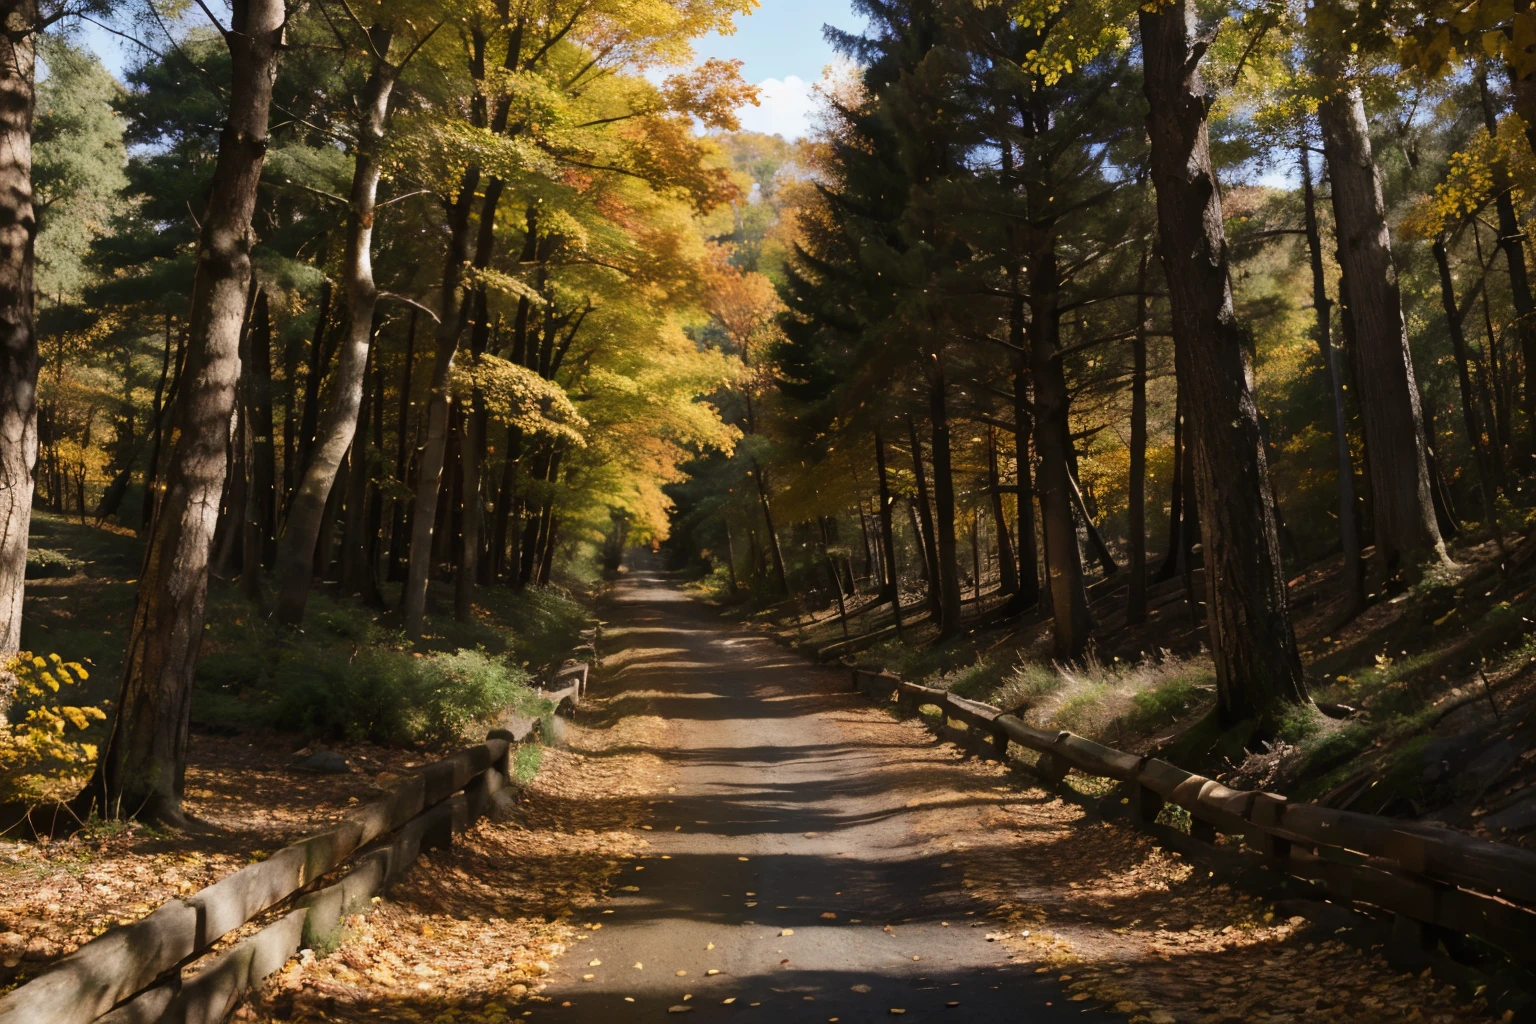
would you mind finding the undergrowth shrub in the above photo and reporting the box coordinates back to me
[196,603,549,748]
[0,653,105,803]
[684,562,737,603]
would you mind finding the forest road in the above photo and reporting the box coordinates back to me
[532,564,1092,1023]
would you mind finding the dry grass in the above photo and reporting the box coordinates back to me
[991,650,1215,744]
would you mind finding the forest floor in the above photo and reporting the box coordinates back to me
[762,525,1536,854]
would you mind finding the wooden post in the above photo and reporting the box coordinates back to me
[1037,751,1069,784]
[1130,782,1164,824]
[1190,815,1218,844]
[991,727,1009,762]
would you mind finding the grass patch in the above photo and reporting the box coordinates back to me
[512,742,544,784]
[992,650,1215,744]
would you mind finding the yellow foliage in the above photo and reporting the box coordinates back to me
[0,652,105,805]
[1402,119,1532,238]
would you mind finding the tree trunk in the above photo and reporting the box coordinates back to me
[1067,461,1118,576]
[1478,69,1536,446]
[1432,234,1501,534]
[1010,353,1040,612]
[296,280,335,482]
[873,428,903,632]
[1472,223,1512,488]
[1127,251,1150,625]
[1154,392,1183,582]
[456,178,506,619]
[0,0,37,670]
[752,459,790,597]
[1142,0,1308,728]
[401,163,486,635]
[927,359,963,638]
[1318,71,1445,574]
[723,519,740,594]
[986,426,1019,598]
[245,290,276,567]
[1027,221,1091,660]
[1300,143,1364,610]
[90,0,285,824]
[387,308,417,581]
[276,44,396,625]
[907,416,942,617]
[136,314,176,530]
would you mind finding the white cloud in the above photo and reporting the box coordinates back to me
[736,75,817,139]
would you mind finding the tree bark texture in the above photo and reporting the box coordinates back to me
[1127,252,1149,625]
[1300,144,1364,610]
[0,0,37,668]
[1142,0,1309,726]
[277,43,396,625]
[1026,221,1091,661]
[927,361,963,638]
[873,428,903,632]
[92,0,285,824]
[1318,72,1445,574]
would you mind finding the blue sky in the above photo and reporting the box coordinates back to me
[695,0,862,136]
[75,0,863,139]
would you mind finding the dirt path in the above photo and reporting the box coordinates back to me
[531,567,1078,1022]
[246,568,1499,1023]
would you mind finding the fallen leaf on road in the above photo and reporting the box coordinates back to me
[820,912,837,919]
[667,1005,692,1013]
[780,928,794,936]
[706,969,720,976]
[589,959,601,966]
[676,969,687,976]
[851,984,871,994]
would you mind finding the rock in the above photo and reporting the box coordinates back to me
[1483,793,1536,833]
[292,749,350,774]
[1464,740,1521,789]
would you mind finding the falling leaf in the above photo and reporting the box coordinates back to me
[821,912,837,919]
[737,856,749,862]
[723,997,736,1005]
[851,984,872,994]
[667,1005,693,1014]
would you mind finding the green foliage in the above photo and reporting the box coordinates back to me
[34,36,128,299]
[196,604,549,749]
[25,548,83,579]
[512,743,544,785]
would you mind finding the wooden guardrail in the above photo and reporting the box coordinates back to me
[0,661,590,1024]
[849,667,1536,969]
